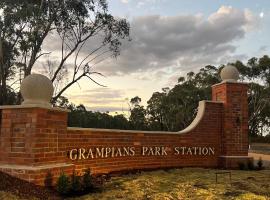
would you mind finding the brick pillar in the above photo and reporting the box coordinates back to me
[0,106,73,185]
[212,82,252,168]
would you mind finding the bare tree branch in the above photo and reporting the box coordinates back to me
[85,75,106,87]
[36,52,52,60]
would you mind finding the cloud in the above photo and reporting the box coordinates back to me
[69,88,125,101]
[86,106,128,113]
[259,12,264,18]
[120,0,129,4]
[259,45,268,52]
[68,88,130,111]
[136,0,167,8]
[95,6,257,75]
[42,6,258,79]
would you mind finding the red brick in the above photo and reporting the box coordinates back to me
[0,82,251,186]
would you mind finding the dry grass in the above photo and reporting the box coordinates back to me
[69,168,270,200]
[1,168,270,200]
[0,191,32,200]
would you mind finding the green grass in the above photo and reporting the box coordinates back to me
[69,168,270,200]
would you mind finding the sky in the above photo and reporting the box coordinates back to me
[42,0,270,115]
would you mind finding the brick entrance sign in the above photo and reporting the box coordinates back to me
[0,66,253,186]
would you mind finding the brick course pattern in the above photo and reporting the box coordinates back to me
[212,82,251,167]
[0,82,252,186]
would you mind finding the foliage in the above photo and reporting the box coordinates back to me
[145,65,220,131]
[238,159,265,171]
[68,104,130,129]
[146,91,167,131]
[250,135,270,143]
[129,96,147,130]
[0,0,130,105]
[257,157,263,170]
[247,160,255,170]
[66,55,270,137]
[55,168,96,197]
[235,56,270,137]
[83,168,93,192]
[70,170,82,193]
[238,162,246,170]
[44,171,53,188]
[56,171,70,195]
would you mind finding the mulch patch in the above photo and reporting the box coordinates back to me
[0,171,61,200]
[0,172,109,200]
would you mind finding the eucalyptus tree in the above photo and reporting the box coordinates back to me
[0,0,130,105]
[146,65,220,132]
[232,56,270,136]
[129,96,148,130]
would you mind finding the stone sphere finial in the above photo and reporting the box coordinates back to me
[20,74,54,107]
[220,65,239,82]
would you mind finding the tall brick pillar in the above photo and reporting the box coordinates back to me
[212,65,253,168]
[0,74,73,185]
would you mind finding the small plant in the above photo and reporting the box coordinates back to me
[44,171,53,187]
[70,170,82,193]
[83,168,93,192]
[247,160,255,170]
[56,171,70,195]
[238,162,246,170]
[55,168,96,196]
[257,157,263,170]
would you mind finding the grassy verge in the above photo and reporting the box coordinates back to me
[1,168,270,200]
[0,191,33,200]
[69,168,270,200]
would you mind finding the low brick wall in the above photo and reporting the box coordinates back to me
[65,101,223,174]
[0,102,223,185]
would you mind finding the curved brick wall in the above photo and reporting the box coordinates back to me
[65,101,223,174]
[0,82,252,186]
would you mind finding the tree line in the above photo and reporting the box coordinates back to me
[1,55,270,138]
[66,56,270,138]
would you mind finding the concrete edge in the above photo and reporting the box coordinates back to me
[0,104,70,112]
[212,81,248,87]
[67,127,180,135]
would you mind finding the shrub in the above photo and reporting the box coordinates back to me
[44,171,53,187]
[238,162,246,170]
[56,171,70,195]
[70,170,82,193]
[247,160,255,170]
[257,157,263,170]
[83,168,93,191]
[55,168,96,196]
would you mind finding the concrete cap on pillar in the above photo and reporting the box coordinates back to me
[20,74,54,107]
[220,65,239,82]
